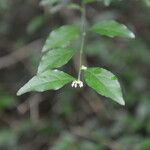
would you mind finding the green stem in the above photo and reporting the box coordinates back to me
[78,3,86,81]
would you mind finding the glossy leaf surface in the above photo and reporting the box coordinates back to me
[17,70,74,96]
[90,20,135,38]
[38,48,76,73]
[84,67,125,105]
[42,25,80,52]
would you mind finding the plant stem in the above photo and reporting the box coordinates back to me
[78,3,86,81]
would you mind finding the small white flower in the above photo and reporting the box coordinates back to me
[81,65,87,70]
[71,80,83,88]
[79,81,83,87]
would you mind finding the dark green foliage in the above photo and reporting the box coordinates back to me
[0,0,149,149]
[17,1,136,106]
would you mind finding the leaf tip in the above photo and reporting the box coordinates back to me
[17,86,27,96]
[37,68,41,74]
[129,32,135,39]
[119,98,125,106]
[16,90,22,96]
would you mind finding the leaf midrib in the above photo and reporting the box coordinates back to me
[39,49,74,72]
[31,76,73,89]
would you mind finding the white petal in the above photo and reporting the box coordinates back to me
[81,65,87,70]
[79,82,83,87]
[71,81,75,87]
[75,84,77,88]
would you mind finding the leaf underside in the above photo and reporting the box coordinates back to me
[84,67,125,105]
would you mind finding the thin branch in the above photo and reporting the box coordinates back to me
[29,93,42,125]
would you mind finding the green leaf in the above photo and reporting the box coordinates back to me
[27,15,44,34]
[67,3,82,11]
[90,20,135,38]
[0,95,14,110]
[82,0,96,4]
[138,138,150,150]
[144,0,150,6]
[101,0,123,6]
[17,70,74,96]
[84,67,125,105]
[101,0,112,6]
[38,48,76,73]
[42,25,80,52]
[40,0,61,6]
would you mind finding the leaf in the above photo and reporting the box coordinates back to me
[0,95,14,110]
[90,20,135,38]
[138,139,150,150]
[82,0,96,4]
[38,48,76,73]
[42,25,80,52]
[40,0,61,6]
[17,70,74,96]
[27,15,44,34]
[67,3,82,11]
[144,0,150,6]
[101,0,112,6]
[51,133,76,150]
[101,0,122,6]
[84,67,125,105]
[83,0,121,5]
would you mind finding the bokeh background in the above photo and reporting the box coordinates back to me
[0,0,150,150]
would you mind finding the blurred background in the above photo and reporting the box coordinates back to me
[0,0,150,150]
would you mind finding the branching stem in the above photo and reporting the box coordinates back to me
[78,3,86,81]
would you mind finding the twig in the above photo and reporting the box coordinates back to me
[29,93,42,125]
[17,93,43,126]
